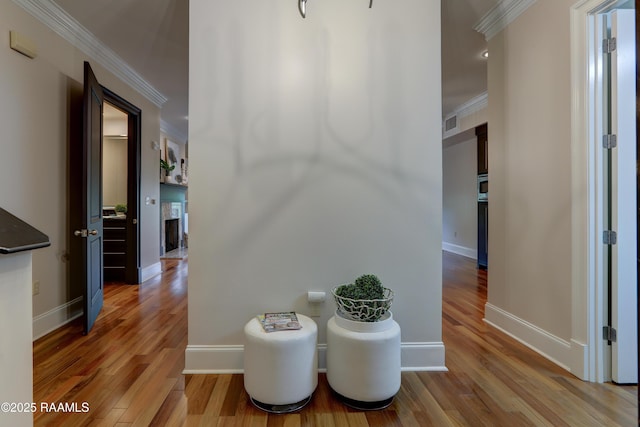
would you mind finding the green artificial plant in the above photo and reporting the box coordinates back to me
[333,274,392,322]
[335,274,384,301]
[160,159,175,176]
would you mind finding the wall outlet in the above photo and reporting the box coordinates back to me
[32,280,40,296]
[309,303,321,317]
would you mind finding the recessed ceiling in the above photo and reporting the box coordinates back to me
[53,0,497,137]
[53,0,189,140]
[441,0,499,117]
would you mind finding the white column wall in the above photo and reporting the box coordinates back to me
[187,0,444,372]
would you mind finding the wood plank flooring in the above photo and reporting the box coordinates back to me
[32,253,637,426]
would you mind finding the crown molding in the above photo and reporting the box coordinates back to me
[454,91,488,118]
[473,0,538,41]
[160,119,188,144]
[13,0,167,108]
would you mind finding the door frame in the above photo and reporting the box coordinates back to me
[102,87,142,284]
[635,0,639,409]
[570,0,636,383]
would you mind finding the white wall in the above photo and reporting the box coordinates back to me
[103,137,128,207]
[0,253,33,427]
[486,0,575,368]
[442,133,478,258]
[187,0,444,372]
[0,1,162,338]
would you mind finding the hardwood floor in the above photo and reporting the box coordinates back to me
[32,253,637,426]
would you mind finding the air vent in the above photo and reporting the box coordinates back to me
[445,115,458,132]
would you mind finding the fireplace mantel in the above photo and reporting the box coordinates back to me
[160,184,188,256]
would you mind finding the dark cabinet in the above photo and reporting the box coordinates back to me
[104,217,127,281]
[476,123,488,269]
[476,123,488,175]
[478,202,488,269]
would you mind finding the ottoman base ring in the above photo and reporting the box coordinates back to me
[249,395,312,413]
[331,389,394,411]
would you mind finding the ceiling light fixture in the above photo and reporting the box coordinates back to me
[298,0,373,19]
[482,51,489,59]
[298,0,307,18]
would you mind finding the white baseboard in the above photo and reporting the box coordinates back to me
[484,303,571,371]
[568,339,589,380]
[33,296,83,341]
[141,262,162,283]
[184,342,447,374]
[442,242,477,259]
[401,342,447,371]
[184,345,245,374]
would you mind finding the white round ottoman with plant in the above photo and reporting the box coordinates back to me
[326,274,401,410]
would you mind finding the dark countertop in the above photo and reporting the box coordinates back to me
[0,208,50,254]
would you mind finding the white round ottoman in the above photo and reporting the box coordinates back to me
[243,313,318,413]
[326,310,401,410]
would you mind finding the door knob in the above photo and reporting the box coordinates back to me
[74,229,98,237]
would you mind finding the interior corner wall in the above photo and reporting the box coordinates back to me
[442,135,478,259]
[486,0,575,368]
[187,0,444,372]
[0,1,161,339]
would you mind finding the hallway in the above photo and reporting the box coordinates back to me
[32,254,637,425]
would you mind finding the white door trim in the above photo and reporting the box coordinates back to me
[569,0,632,383]
[570,0,609,382]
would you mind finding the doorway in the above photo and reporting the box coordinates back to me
[102,88,142,285]
[103,102,129,282]
[70,63,142,334]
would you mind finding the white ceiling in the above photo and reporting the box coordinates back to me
[53,0,498,140]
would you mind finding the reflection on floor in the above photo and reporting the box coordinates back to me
[160,247,188,260]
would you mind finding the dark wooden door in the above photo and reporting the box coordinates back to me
[72,62,104,334]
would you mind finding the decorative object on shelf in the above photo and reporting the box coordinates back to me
[298,0,373,19]
[327,274,400,410]
[160,159,175,183]
[165,139,181,182]
[180,158,188,184]
[114,204,127,216]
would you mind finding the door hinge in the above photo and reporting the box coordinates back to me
[603,325,617,342]
[602,134,617,149]
[603,37,617,53]
[603,230,617,245]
